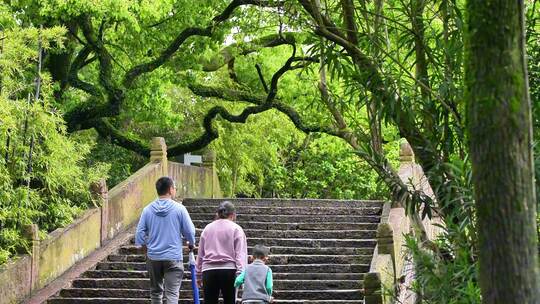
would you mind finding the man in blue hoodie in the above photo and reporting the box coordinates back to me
[135,176,196,304]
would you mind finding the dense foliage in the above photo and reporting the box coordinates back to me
[0,24,108,263]
[211,111,396,199]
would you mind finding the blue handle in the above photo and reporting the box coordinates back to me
[189,252,200,304]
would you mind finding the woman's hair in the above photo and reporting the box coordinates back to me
[217,201,236,219]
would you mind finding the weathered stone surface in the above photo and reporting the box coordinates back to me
[0,255,32,304]
[38,208,102,289]
[71,277,362,290]
[106,163,163,241]
[244,237,376,248]
[193,228,376,239]
[118,244,375,256]
[183,198,383,208]
[82,269,364,281]
[363,272,382,289]
[95,261,370,273]
[189,213,381,223]
[376,223,394,255]
[105,253,373,265]
[365,294,383,304]
[82,270,148,279]
[192,220,378,231]
[364,271,384,304]
[149,137,167,175]
[399,141,414,162]
[49,298,365,304]
[168,162,216,200]
[60,287,364,300]
[72,278,151,289]
[186,205,382,216]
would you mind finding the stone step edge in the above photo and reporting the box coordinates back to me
[97,262,371,265]
[129,237,377,242]
[58,287,364,292]
[73,278,364,282]
[187,213,381,217]
[81,272,366,279]
[189,220,379,225]
[120,245,377,250]
[183,198,383,203]
[108,254,373,258]
[192,228,376,233]
[48,297,364,303]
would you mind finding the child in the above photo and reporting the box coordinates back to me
[234,245,273,303]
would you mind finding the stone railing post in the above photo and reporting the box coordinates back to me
[202,150,217,198]
[376,222,397,303]
[396,139,441,304]
[91,179,109,246]
[364,272,383,304]
[399,140,415,163]
[397,140,415,209]
[150,137,168,176]
[377,223,395,257]
[23,223,39,291]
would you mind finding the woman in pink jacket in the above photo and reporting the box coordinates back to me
[196,201,248,304]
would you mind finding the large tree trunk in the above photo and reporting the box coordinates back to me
[465,0,540,303]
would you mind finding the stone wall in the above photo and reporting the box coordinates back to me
[106,162,164,240]
[168,163,221,199]
[37,208,101,289]
[0,137,221,304]
[0,256,32,304]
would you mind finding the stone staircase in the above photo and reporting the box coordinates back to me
[47,198,384,304]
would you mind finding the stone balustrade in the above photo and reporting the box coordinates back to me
[0,137,221,304]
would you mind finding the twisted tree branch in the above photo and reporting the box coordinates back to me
[123,0,285,88]
[67,46,101,96]
[167,41,297,156]
[202,32,298,72]
[188,83,338,136]
[65,0,284,136]
[93,119,151,156]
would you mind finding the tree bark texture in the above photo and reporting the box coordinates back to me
[465,0,540,303]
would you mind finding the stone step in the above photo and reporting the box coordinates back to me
[96,262,370,273]
[72,278,363,290]
[246,237,376,248]
[195,228,377,239]
[83,270,148,279]
[49,298,149,304]
[107,254,373,264]
[129,236,376,247]
[82,270,363,281]
[49,298,364,304]
[183,198,382,208]
[128,237,376,248]
[273,301,363,304]
[119,245,375,256]
[59,288,363,300]
[274,301,363,304]
[188,213,381,223]
[184,206,382,216]
[191,220,378,231]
